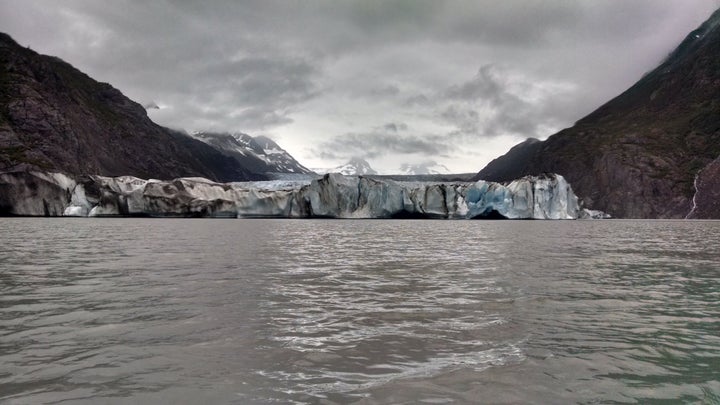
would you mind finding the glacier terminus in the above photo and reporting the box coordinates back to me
[0,171,606,219]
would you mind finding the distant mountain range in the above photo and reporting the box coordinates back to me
[475,8,720,219]
[191,132,313,175]
[399,161,450,175]
[315,157,377,176]
[314,159,452,176]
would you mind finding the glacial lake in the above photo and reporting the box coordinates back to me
[1,218,719,404]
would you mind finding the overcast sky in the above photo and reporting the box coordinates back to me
[2,1,718,173]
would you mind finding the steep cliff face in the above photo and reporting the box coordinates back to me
[475,8,720,218]
[0,33,261,181]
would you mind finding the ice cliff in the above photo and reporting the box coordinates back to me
[0,171,603,219]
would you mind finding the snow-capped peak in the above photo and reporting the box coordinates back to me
[398,161,450,175]
[316,157,378,176]
[190,131,314,175]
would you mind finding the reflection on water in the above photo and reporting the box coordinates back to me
[1,219,719,404]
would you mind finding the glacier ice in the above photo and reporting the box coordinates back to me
[0,171,595,219]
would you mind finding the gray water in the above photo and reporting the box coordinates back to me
[0,219,719,404]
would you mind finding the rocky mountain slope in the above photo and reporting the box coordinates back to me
[191,132,313,175]
[474,8,720,218]
[0,33,262,182]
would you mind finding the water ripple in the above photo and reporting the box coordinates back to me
[0,219,719,404]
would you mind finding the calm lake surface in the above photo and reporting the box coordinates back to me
[0,219,719,404]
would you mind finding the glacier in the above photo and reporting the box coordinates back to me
[0,171,602,219]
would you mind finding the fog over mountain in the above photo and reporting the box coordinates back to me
[1,1,718,173]
[475,7,720,218]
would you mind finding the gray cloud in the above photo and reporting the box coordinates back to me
[370,85,401,98]
[434,64,578,140]
[404,94,431,107]
[440,106,482,134]
[201,57,318,100]
[139,53,322,130]
[0,1,324,131]
[193,56,320,129]
[383,122,408,132]
[1,0,719,172]
[444,65,505,102]
[316,128,452,160]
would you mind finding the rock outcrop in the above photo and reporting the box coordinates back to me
[0,171,599,219]
[474,8,720,219]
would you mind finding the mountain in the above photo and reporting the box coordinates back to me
[192,132,313,175]
[474,138,541,181]
[253,135,314,174]
[398,161,450,175]
[474,8,720,219]
[317,157,378,176]
[0,33,262,181]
